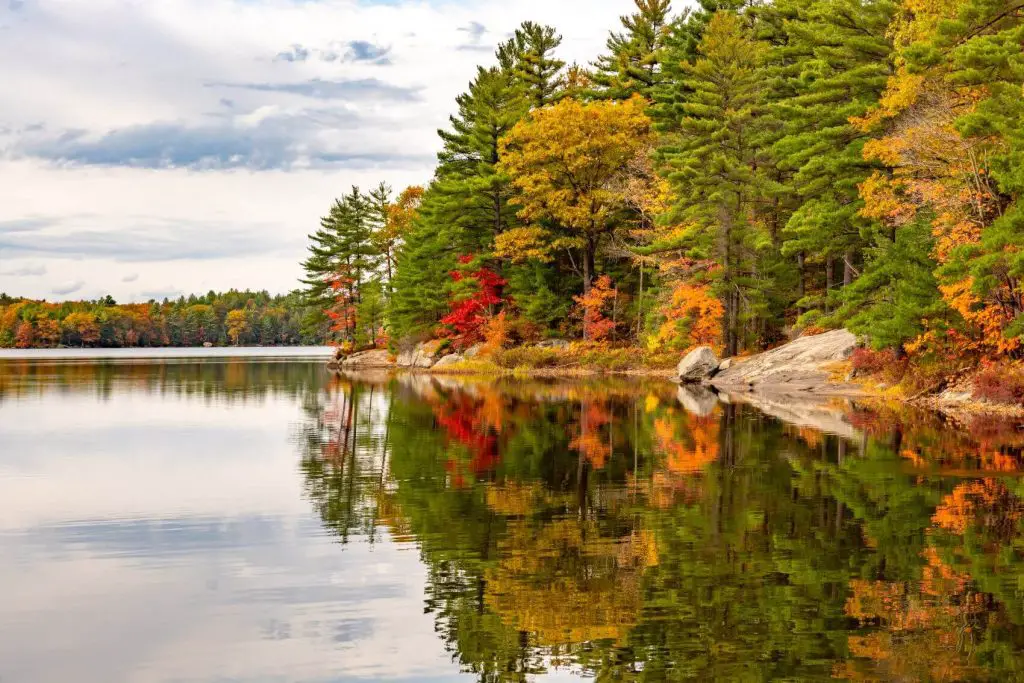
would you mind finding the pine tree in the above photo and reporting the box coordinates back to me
[657,11,774,356]
[389,61,528,340]
[591,0,675,101]
[943,5,1024,340]
[498,22,566,109]
[771,0,897,317]
[830,219,946,351]
[300,188,380,342]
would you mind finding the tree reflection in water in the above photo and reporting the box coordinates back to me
[299,373,1024,681]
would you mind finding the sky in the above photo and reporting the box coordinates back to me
[0,0,641,303]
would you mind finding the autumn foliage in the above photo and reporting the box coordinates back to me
[439,255,508,350]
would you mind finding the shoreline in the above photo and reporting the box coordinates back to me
[331,335,1023,419]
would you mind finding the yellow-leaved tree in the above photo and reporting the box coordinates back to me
[496,96,654,302]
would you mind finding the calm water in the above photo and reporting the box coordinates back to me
[3,355,1024,682]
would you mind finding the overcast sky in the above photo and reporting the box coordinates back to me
[0,0,649,302]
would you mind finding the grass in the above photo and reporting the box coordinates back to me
[424,343,679,377]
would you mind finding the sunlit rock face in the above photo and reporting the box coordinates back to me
[675,346,720,383]
[713,329,857,394]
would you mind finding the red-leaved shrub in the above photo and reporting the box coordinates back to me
[851,348,907,383]
[973,364,1024,404]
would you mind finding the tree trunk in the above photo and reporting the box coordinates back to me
[843,250,855,287]
[581,239,596,341]
[797,252,806,308]
[636,264,644,342]
[582,239,596,295]
[825,258,835,314]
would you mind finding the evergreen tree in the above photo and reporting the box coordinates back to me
[300,188,379,342]
[658,11,775,356]
[590,0,676,101]
[498,22,566,109]
[771,0,897,316]
[830,219,946,351]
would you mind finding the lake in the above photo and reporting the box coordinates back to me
[2,352,1024,682]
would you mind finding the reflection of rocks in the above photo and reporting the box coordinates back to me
[712,329,857,395]
[721,391,860,440]
[675,347,720,383]
[341,349,394,369]
[676,385,719,417]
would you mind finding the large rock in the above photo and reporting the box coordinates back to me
[341,349,394,369]
[432,353,464,369]
[712,329,857,395]
[675,346,720,383]
[464,344,485,359]
[536,339,570,350]
[397,340,448,369]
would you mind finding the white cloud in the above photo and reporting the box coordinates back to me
[51,279,85,296]
[0,0,644,302]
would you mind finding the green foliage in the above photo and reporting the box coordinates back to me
[590,0,676,101]
[829,219,947,350]
[656,11,776,355]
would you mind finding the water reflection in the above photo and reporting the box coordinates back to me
[6,358,1024,681]
[303,372,1024,682]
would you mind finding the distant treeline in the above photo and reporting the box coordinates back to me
[0,290,326,348]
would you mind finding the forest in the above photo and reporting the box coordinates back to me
[0,290,323,348]
[302,0,1024,378]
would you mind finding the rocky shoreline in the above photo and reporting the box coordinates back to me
[328,330,1020,419]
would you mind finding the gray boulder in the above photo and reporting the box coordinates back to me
[536,339,570,350]
[341,349,393,369]
[397,340,447,368]
[433,353,464,369]
[712,329,857,395]
[464,344,485,359]
[675,346,720,383]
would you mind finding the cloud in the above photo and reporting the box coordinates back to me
[456,21,491,52]
[0,217,53,234]
[0,216,304,262]
[274,44,311,63]
[0,263,46,276]
[7,108,429,170]
[208,77,419,102]
[458,21,487,43]
[140,288,183,301]
[341,40,392,65]
[121,273,139,283]
[275,41,391,65]
[51,280,84,296]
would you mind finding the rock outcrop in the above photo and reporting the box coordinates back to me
[340,349,394,369]
[712,329,857,395]
[536,339,570,350]
[397,340,447,369]
[675,346,720,383]
[432,353,464,369]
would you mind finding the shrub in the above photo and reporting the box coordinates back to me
[851,347,908,384]
[973,364,1024,404]
[492,346,561,369]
